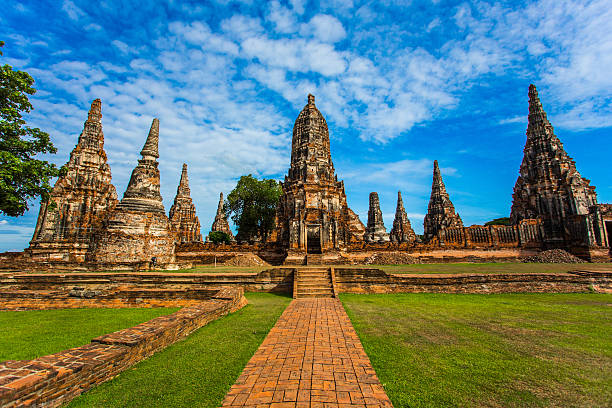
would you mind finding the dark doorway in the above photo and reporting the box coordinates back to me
[307,226,322,254]
[606,221,612,250]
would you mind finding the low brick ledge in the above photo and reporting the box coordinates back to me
[0,287,247,408]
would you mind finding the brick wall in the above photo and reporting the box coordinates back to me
[333,268,612,294]
[0,287,247,408]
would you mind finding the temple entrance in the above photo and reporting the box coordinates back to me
[306,225,322,254]
[605,221,612,251]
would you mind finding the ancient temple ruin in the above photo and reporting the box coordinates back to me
[276,94,365,255]
[28,99,118,262]
[90,119,176,265]
[364,192,390,243]
[169,164,202,243]
[389,191,417,244]
[423,160,463,241]
[510,85,608,255]
[208,192,235,241]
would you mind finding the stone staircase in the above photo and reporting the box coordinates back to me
[294,267,335,298]
[305,253,324,265]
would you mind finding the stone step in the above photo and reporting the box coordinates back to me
[295,293,334,298]
[297,289,334,296]
[298,280,331,288]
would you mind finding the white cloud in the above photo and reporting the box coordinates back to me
[61,0,85,21]
[304,14,346,43]
[289,0,306,15]
[267,1,298,34]
[111,40,130,55]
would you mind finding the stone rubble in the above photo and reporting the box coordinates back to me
[522,249,586,264]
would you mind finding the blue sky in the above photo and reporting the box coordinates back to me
[1,0,611,252]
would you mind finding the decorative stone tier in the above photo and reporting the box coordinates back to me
[0,287,247,408]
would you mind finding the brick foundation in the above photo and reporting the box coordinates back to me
[0,287,247,408]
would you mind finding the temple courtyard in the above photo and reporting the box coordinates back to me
[0,263,611,407]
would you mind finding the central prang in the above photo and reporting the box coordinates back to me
[276,94,365,254]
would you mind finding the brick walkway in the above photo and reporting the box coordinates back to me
[221,298,393,408]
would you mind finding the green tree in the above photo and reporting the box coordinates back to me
[485,217,511,226]
[226,174,282,243]
[208,231,231,245]
[0,41,60,216]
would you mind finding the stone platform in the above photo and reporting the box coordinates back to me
[222,298,393,407]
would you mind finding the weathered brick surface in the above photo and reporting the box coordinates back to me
[222,298,393,407]
[334,268,612,294]
[0,287,247,408]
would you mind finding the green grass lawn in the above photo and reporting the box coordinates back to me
[67,292,291,408]
[341,292,612,407]
[367,262,612,274]
[0,307,179,361]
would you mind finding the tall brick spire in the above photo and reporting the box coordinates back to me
[389,191,416,243]
[169,163,202,243]
[77,98,104,150]
[276,94,365,253]
[364,192,389,242]
[423,160,463,240]
[209,192,234,241]
[91,118,176,265]
[510,84,598,243]
[140,118,160,159]
[30,99,118,255]
[121,118,164,213]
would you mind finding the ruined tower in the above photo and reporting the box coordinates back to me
[510,84,607,250]
[276,94,365,255]
[208,192,235,241]
[169,163,202,243]
[389,191,417,244]
[364,192,390,243]
[90,119,176,265]
[29,99,118,262]
[423,160,463,241]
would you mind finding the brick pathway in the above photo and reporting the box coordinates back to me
[221,298,393,408]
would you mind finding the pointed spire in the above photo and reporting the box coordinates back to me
[364,192,389,243]
[140,118,160,159]
[527,84,552,134]
[216,192,224,216]
[176,163,190,196]
[210,191,234,240]
[390,191,416,244]
[87,99,102,123]
[424,160,463,240]
[432,160,448,195]
[396,190,404,213]
[78,98,104,149]
[308,94,315,105]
